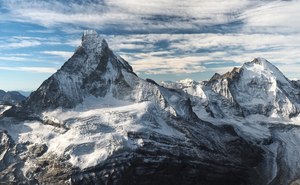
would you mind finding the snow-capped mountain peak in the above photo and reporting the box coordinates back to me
[163,58,300,119]
[12,31,137,113]
[241,57,290,85]
[236,58,296,112]
[81,30,108,53]
[222,58,299,118]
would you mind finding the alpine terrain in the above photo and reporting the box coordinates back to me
[0,90,25,116]
[1,31,300,185]
[0,90,25,105]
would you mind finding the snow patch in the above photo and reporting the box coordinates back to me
[0,105,11,115]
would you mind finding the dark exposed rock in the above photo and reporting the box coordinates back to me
[21,32,136,114]
[0,131,36,185]
[146,78,160,86]
[69,121,264,185]
[28,144,48,157]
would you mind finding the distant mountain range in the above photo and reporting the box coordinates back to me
[17,90,32,97]
[0,90,26,105]
[162,57,300,119]
[1,31,300,185]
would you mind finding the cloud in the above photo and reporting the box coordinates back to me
[0,0,259,33]
[129,55,208,74]
[0,66,57,73]
[41,51,74,59]
[241,0,300,33]
[7,0,297,35]
[6,0,297,35]
[101,32,300,76]
[0,36,64,50]
[0,40,41,49]
[0,56,31,62]
[66,39,81,47]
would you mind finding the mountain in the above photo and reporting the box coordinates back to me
[211,57,300,118]
[18,91,32,97]
[0,31,265,185]
[24,30,137,112]
[3,31,300,185]
[0,90,26,105]
[164,58,300,119]
[161,58,300,184]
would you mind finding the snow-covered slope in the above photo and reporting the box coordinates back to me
[164,58,300,120]
[3,30,300,185]
[23,30,137,111]
[161,58,300,184]
[0,31,265,185]
[231,58,299,118]
[0,105,11,115]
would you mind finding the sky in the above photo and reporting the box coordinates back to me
[1,0,300,91]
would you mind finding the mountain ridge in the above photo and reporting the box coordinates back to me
[0,90,26,105]
[1,31,300,185]
[164,57,300,119]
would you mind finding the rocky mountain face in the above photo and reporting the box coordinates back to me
[1,31,300,185]
[165,58,300,119]
[0,90,25,116]
[0,90,26,105]
[162,58,300,185]
[24,30,136,112]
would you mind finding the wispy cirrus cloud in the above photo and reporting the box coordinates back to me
[0,66,57,73]
[0,36,64,50]
[241,0,300,33]
[0,39,41,49]
[41,51,74,59]
[101,33,300,75]
[0,56,32,62]
[130,55,207,74]
[4,0,297,35]
[0,0,258,33]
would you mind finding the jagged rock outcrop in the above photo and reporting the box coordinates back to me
[0,131,34,184]
[24,30,136,112]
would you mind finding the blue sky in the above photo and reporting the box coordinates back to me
[1,0,300,91]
